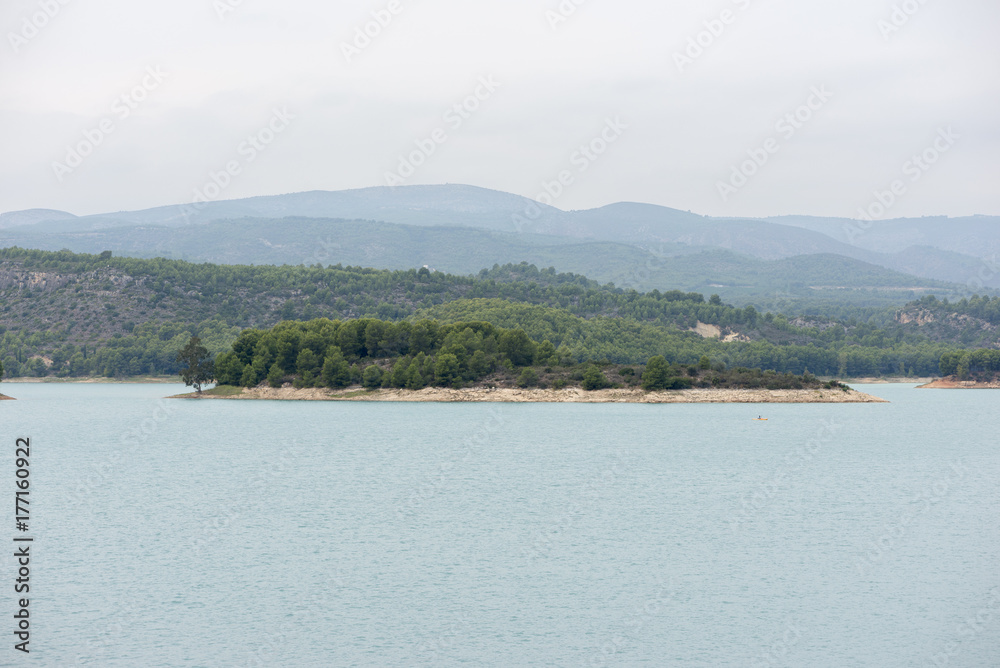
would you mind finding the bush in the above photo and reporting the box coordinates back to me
[582,364,610,391]
[642,355,670,391]
[517,367,539,388]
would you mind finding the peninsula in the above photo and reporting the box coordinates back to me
[173,384,886,403]
[917,375,1000,389]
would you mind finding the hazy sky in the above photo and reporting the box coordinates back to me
[1,0,998,218]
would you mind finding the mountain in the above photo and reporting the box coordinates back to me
[1,185,997,296]
[0,208,76,229]
[767,214,1000,257]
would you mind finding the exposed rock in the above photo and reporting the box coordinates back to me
[179,386,888,403]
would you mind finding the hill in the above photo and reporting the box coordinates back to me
[0,215,974,316]
[0,248,965,380]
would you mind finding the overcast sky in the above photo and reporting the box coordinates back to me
[1,0,997,218]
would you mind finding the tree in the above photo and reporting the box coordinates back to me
[642,355,670,391]
[321,349,352,389]
[214,351,244,386]
[267,362,284,388]
[582,364,610,391]
[434,353,461,387]
[176,336,215,393]
[362,364,383,390]
[499,329,536,366]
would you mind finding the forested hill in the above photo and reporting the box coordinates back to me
[895,295,1000,348]
[0,247,978,379]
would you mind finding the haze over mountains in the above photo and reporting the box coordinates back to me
[1,185,997,312]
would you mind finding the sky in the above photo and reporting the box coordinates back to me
[1,0,998,219]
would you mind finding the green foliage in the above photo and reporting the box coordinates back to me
[517,367,539,388]
[582,365,610,391]
[939,348,1000,379]
[362,364,383,390]
[176,336,215,392]
[321,348,352,389]
[499,329,537,366]
[434,353,461,387]
[0,247,990,383]
[267,363,284,388]
[642,356,670,391]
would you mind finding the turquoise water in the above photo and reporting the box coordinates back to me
[1,383,998,667]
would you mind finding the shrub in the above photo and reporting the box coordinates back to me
[517,367,539,388]
[582,364,610,391]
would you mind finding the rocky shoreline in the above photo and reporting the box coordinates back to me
[917,377,1000,389]
[173,385,888,403]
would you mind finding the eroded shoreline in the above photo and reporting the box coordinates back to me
[172,386,888,403]
[917,377,1000,389]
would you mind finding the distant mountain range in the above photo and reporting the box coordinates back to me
[1,185,996,311]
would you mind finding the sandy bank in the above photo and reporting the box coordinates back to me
[917,377,1000,389]
[172,386,888,403]
[0,393,15,401]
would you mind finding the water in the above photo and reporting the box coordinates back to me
[1,383,998,667]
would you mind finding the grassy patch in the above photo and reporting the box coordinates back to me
[331,389,379,399]
[201,385,245,397]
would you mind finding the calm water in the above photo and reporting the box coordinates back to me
[1,383,998,667]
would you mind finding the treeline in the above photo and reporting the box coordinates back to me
[213,317,832,392]
[416,299,955,376]
[939,349,1000,379]
[215,318,559,389]
[0,247,988,380]
[0,320,239,379]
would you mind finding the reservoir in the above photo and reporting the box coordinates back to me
[2,383,998,666]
